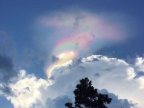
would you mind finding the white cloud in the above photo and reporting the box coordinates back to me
[127,67,136,80]
[1,55,144,108]
[49,55,144,108]
[132,57,144,89]
[135,57,144,71]
[6,70,51,108]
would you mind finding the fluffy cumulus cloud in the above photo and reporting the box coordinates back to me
[6,70,51,108]
[1,54,144,108]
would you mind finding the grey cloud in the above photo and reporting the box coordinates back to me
[46,96,72,108]
[134,71,144,79]
[0,84,12,95]
[0,54,16,83]
[100,89,135,108]
[0,54,17,95]
[0,55,13,71]
[46,89,134,108]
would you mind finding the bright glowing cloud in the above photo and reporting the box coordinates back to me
[7,10,134,108]
[39,11,126,78]
[0,1,141,108]
[47,51,77,78]
[53,33,94,55]
[7,70,51,108]
[1,55,144,108]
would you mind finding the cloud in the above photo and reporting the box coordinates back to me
[40,11,124,41]
[6,70,51,108]
[101,89,135,108]
[46,55,144,108]
[1,54,144,108]
[0,54,17,96]
[37,10,128,79]
[46,96,72,108]
[35,10,127,62]
[79,55,144,108]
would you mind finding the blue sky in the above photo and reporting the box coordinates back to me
[0,0,144,57]
[0,0,144,108]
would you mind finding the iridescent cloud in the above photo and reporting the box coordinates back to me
[39,11,126,78]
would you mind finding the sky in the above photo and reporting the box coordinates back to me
[0,0,144,108]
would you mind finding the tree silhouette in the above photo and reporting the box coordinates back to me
[65,77,112,108]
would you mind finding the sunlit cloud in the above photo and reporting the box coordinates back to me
[1,55,144,108]
[37,10,127,78]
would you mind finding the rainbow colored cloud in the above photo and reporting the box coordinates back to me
[39,11,126,78]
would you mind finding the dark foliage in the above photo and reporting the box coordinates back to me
[65,78,112,108]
